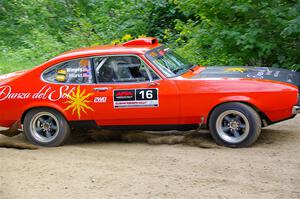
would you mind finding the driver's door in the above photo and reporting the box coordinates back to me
[91,55,180,127]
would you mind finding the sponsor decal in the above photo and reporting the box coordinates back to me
[0,85,76,101]
[246,68,281,79]
[94,97,107,103]
[149,51,158,57]
[79,59,89,67]
[115,90,135,101]
[274,71,280,77]
[56,75,66,82]
[58,69,67,75]
[113,88,158,108]
[225,68,248,73]
[158,50,167,56]
[63,67,92,80]
[246,71,265,79]
[0,85,94,118]
[64,86,94,119]
[56,69,67,82]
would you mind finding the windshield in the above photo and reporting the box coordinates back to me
[145,46,192,77]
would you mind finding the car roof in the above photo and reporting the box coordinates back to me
[46,37,161,65]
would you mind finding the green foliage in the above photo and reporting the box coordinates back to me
[174,0,300,70]
[0,0,299,74]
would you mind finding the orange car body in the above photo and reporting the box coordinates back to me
[0,37,299,130]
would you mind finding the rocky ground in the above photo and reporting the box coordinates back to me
[0,116,299,199]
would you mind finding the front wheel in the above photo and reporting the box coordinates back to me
[209,103,261,148]
[23,108,70,147]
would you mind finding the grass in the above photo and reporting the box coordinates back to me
[0,45,70,74]
[0,56,41,74]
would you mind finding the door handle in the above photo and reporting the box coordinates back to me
[93,87,109,92]
[148,81,160,86]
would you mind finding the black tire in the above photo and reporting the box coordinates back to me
[23,108,70,147]
[209,102,261,148]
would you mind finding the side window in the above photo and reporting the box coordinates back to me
[95,56,160,83]
[43,59,93,84]
[149,69,160,81]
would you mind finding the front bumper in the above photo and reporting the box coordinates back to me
[292,106,300,115]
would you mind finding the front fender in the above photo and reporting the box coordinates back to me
[215,91,296,122]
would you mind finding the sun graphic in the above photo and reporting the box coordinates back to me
[225,68,248,73]
[64,86,94,119]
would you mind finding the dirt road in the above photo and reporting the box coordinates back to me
[1,116,299,199]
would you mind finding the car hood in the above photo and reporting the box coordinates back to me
[0,70,29,84]
[192,66,300,88]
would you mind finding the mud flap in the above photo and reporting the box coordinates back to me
[0,122,22,137]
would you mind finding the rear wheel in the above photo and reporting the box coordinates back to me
[23,108,70,147]
[209,102,261,148]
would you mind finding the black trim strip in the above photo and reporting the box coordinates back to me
[90,57,97,83]
[99,124,200,131]
[69,120,98,129]
[68,121,206,131]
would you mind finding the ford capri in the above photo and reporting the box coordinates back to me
[0,37,299,147]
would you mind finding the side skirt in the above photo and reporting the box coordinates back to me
[69,121,206,131]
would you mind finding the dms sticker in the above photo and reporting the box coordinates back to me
[225,68,248,73]
[113,89,158,108]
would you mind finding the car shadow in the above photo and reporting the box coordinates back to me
[68,129,220,149]
[0,127,297,150]
[69,126,298,148]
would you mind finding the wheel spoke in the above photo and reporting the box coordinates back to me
[47,117,55,123]
[239,124,246,129]
[52,125,58,131]
[234,115,241,121]
[38,117,46,123]
[224,116,232,122]
[35,127,43,133]
[45,131,52,138]
[222,126,230,132]
[39,130,47,137]
[233,130,240,137]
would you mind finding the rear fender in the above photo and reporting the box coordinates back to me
[21,101,68,124]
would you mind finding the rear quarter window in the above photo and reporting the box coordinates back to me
[43,59,94,84]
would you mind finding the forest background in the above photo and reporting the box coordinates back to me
[0,0,299,74]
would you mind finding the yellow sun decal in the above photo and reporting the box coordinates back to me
[64,86,94,119]
[225,68,248,73]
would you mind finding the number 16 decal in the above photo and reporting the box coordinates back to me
[136,89,157,100]
[114,88,159,108]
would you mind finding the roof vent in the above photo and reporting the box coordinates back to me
[122,37,159,47]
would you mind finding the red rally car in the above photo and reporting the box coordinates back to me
[0,37,299,147]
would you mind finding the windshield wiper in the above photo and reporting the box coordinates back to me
[173,67,185,73]
[188,64,196,71]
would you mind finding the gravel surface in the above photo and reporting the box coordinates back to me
[0,116,299,199]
